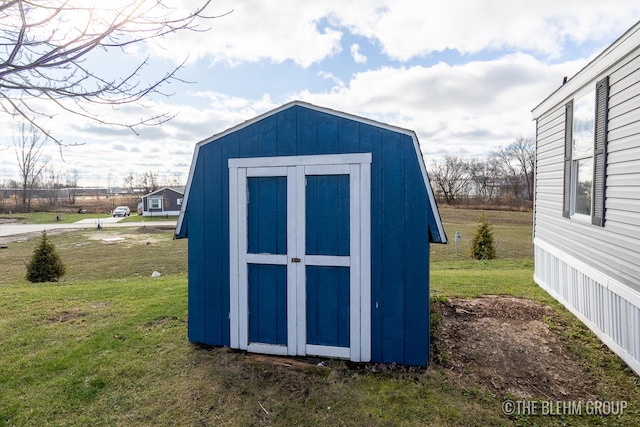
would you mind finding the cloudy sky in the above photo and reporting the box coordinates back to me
[2,0,640,188]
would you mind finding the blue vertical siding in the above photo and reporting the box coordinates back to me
[337,118,360,153]
[218,132,238,346]
[183,104,436,365]
[187,153,205,344]
[257,116,278,157]
[379,132,407,363]
[403,144,430,366]
[359,125,384,363]
[297,107,318,155]
[203,140,224,346]
[317,113,339,154]
[276,107,297,155]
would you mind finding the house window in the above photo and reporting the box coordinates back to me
[150,198,162,209]
[563,77,609,226]
[571,89,595,218]
[177,198,183,206]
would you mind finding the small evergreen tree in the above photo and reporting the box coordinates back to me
[469,212,496,260]
[26,231,66,283]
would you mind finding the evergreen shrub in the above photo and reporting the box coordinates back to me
[26,231,66,283]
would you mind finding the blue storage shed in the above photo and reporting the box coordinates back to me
[175,101,447,366]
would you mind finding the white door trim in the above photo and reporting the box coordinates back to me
[229,153,372,168]
[229,153,372,362]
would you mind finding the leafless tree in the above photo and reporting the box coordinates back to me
[138,170,160,194]
[468,157,501,201]
[164,171,184,187]
[123,169,159,201]
[64,168,79,204]
[492,137,535,202]
[0,0,222,145]
[508,137,535,201]
[43,165,62,208]
[429,155,472,204]
[13,123,49,211]
[0,177,6,210]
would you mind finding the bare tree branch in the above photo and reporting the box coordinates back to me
[0,0,227,145]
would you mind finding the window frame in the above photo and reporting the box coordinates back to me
[562,77,609,226]
[570,157,593,221]
[570,87,596,222]
[150,197,162,209]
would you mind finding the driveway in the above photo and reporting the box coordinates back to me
[73,216,126,225]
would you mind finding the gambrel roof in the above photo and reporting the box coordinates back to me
[175,100,446,243]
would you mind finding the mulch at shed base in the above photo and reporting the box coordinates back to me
[433,295,597,401]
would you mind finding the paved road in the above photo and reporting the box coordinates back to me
[0,218,177,239]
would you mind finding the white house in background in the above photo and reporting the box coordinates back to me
[532,21,640,375]
[141,186,185,217]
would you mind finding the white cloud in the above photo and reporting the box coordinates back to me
[350,43,367,64]
[152,0,640,66]
[294,53,586,159]
[332,0,640,60]
[317,71,345,87]
[150,0,344,67]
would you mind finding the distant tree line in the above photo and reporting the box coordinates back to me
[0,124,183,213]
[429,137,534,209]
[0,171,184,213]
[0,168,184,213]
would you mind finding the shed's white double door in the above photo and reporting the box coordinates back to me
[229,154,371,362]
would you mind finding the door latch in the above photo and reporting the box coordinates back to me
[291,257,301,263]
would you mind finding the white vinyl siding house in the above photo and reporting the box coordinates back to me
[532,21,640,375]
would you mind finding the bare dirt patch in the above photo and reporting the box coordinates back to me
[141,316,185,332]
[43,309,88,324]
[0,216,27,224]
[42,302,109,324]
[133,225,174,234]
[87,231,163,246]
[433,296,596,401]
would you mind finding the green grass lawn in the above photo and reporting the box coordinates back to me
[1,209,638,426]
[119,214,179,223]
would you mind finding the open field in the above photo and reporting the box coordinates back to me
[0,225,186,285]
[431,208,536,300]
[1,209,639,426]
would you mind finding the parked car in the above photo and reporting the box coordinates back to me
[112,206,131,217]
